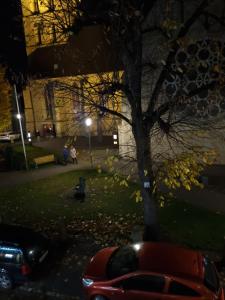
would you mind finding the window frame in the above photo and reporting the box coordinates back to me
[116,274,166,294]
[203,258,220,293]
[36,22,44,45]
[52,24,57,43]
[168,279,201,297]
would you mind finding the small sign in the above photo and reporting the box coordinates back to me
[144,181,150,188]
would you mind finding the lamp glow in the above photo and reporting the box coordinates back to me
[133,243,142,251]
[85,118,92,127]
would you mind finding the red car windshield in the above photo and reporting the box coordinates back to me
[106,245,138,279]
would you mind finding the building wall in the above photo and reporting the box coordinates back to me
[24,73,121,137]
[0,67,14,132]
[21,0,68,55]
[21,0,121,138]
[118,0,225,164]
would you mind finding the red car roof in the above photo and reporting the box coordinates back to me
[137,242,204,281]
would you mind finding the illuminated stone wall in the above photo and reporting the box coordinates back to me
[0,68,13,132]
[24,74,120,137]
[21,0,121,138]
[21,0,69,55]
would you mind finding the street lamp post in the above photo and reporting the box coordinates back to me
[14,84,28,170]
[85,118,93,167]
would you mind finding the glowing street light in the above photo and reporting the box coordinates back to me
[85,118,93,167]
[85,117,92,127]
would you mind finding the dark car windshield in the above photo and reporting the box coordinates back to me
[204,258,220,293]
[25,245,47,264]
[107,245,138,279]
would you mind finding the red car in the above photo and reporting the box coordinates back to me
[82,242,224,300]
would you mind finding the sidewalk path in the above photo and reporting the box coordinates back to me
[0,149,117,188]
[0,164,88,188]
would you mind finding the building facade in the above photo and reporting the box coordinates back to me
[0,67,16,133]
[21,0,121,138]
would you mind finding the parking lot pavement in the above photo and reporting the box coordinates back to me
[8,236,101,300]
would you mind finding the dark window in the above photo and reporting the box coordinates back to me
[52,24,57,43]
[44,82,54,119]
[37,22,44,45]
[79,80,85,114]
[119,275,165,293]
[107,245,138,279]
[0,246,22,264]
[168,280,200,297]
[72,83,79,112]
[99,94,108,117]
[204,258,220,293]
[33,0,39,13]
[72,80,85,120]
[48,0,55,11]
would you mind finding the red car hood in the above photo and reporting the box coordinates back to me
[85,246,118,279]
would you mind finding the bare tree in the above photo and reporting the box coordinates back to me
[24,0,225,240]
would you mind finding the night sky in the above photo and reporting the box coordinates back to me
[0,0,27,77]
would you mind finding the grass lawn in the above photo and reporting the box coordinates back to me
[0,169,225,252]
[13,144,51,155]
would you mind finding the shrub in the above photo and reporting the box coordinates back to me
[4,146,26,170]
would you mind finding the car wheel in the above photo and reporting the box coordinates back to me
[93,296,108,300]
[0,271,13,290]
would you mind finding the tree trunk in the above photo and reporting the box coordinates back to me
[120,17,159,240]
[133,125,159,241]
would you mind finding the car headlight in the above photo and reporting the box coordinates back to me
[82,278,94,287]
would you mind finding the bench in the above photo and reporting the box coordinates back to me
[33,154,55,168]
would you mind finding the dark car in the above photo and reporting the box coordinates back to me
[0,223,49,289]
[83,242,224,300]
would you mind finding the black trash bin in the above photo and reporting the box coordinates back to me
[74,177,86,202]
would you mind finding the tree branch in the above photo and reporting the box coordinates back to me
[204,11,225,28]
[141,0,158,20]
[142,26,168,38]
[94,103,132,126]
[149,81,218,127]
[145,0,210,118]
